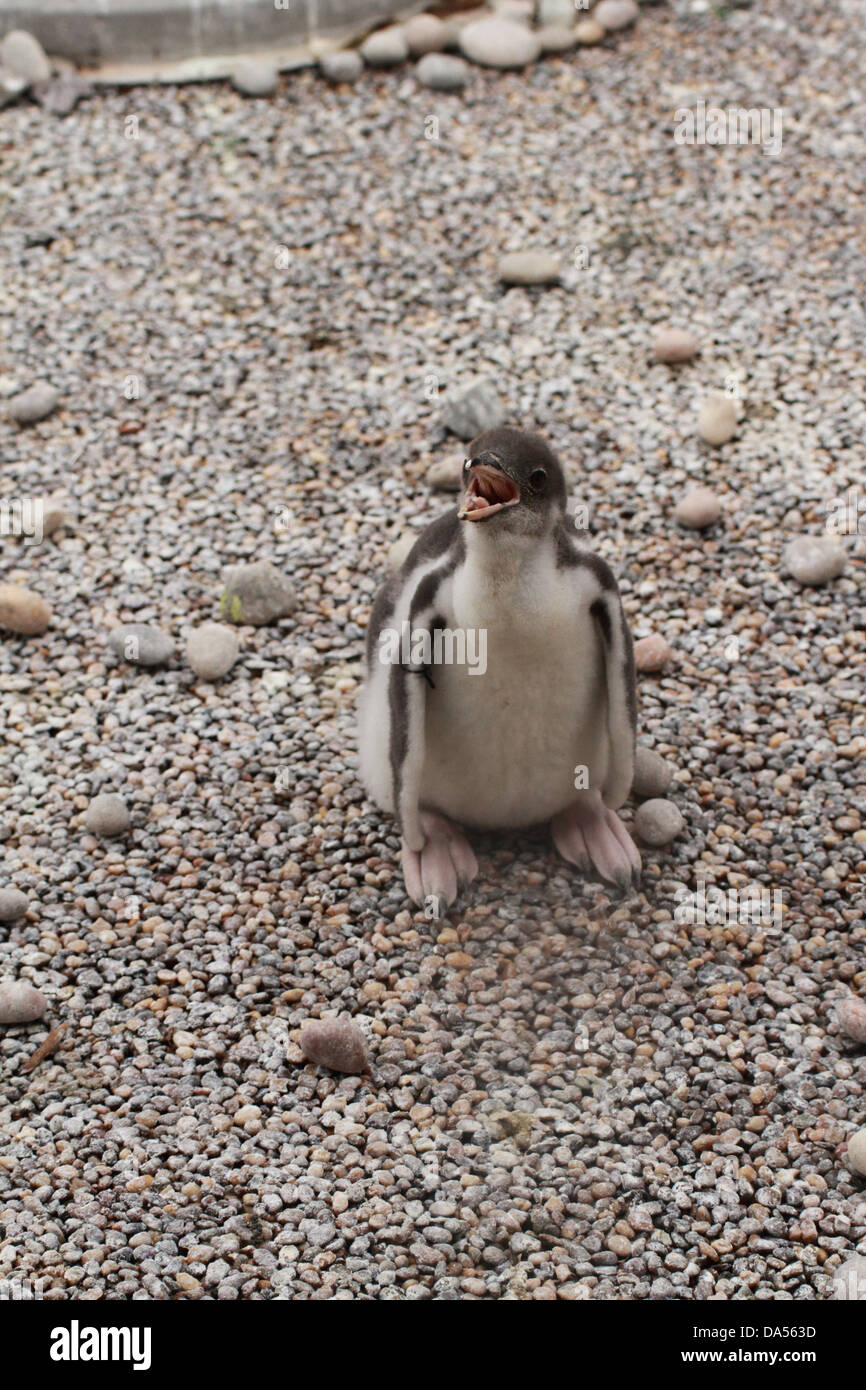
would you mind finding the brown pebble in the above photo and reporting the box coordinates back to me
[653,327,699,364]
[634,634,672,672]
[300,1016,368,1074]
[0,583,52,635]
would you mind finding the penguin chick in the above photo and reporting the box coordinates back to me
[358,427,640,910]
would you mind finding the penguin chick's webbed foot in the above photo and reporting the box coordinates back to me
[401,811,478,912]
[552,789,641,891]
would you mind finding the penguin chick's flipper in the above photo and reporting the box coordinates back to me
[552,790,641,891]
[401,811,479,911]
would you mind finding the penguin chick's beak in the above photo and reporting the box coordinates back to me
[458,463,521,522]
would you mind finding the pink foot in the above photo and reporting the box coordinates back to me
[401,811,478,914]
[552,790,641,891]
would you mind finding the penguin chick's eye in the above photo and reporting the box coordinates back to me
[530,468,547,488]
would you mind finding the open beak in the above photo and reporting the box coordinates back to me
[458,463,521,522]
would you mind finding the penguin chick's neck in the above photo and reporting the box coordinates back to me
[462,514,556,591]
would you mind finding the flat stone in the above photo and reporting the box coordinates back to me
[674,487,721,529]
[440,377,507,441]
[0,889,29,923]
[498,250,561,285]
[0,583,52,635]
[0,30,51,84]
[698,391,737,445]
[403,14,449,55]
[594,0,639,30]
[85,793,130,837]
[361,27,409,67]
[220,561,297,625]
[230,59,279,96]
[634,633,672,672]
[6,381,59,425]
[847,1129,866,1177]
[0,980,47,1025]
[632,747,673,800]
[634,798,685,847]
[537,25,578,53]
[319,50,363,84]
[653,326,699,363]
[782,535,846,586]
[575,18,605,43]
[300,1017,368,1074]
[416,53,470,91]
[186,623,239,681]
[108,623,175,667]
[459,17,541,69]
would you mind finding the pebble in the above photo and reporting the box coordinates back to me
[653,326,699,363]
[634,798,685,847]
[360,27,409,67]
[674,487,721,529]
[186,623,239,681]
[846,1130,866,1178]
[319,50,363,84]
[440,377,507,440]
[634,633,672,672]
[575,18,605,43]
[833,1256,866,1301]
[6,381,59,425]
[594,0,639,30]
[0,889,29,924]
[835,996,866,1045]
[403,14,449,55]
[387,534,416,570]
[300,1017,368,1074]
[697,391,737,445]
[108,623,174,667]
[416,53,470,91]
[230,60,279,97]
[537,26,578,54]
[0,583,52,635]
[427,456,464,491]
[84,793,131,838]
[498,251,561,285]
[0,981,47,1025]
[220,561,297,625]
[0,29,51,84]
[458,17,541,69]
[632,747,673,800]
[781,535,846,586]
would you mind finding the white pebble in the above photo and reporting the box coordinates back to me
[186,623,239,681]
[85,793,130,837]
[0,980,47,1024]
[697,391,737,445]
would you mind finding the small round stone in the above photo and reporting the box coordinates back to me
[361,27,409,67]
[85,793,131,838]
[459,17,541,69]
[832,1255,866,1301]
[835,996,866,1044]
[847,1129,866,1177]
[230,59,279,97]
[6,381,59,425]
[0,29,51,84]
[634,633,672,672]
[416,53,470,91]
[220,561,297,625]
[0,889,29,923]
[387,534,416,571]
[319,50,363,84]
[0,583,52,635]
[186,623,240,681]
[698,391,737,445]
[575,18,605,43]
[0,981,47,1024]
[537,25,578,54]
[498,251,561,285]
[108,623,174,667]
[300,1017,368,1074]
[653,326,699,363]
[634,798,685,847]
[594,0,639,30]
[403,14,449,55]
[632,747,673,800]
[674,487,721,529]
[427,457,464,491]
[781,535,846,586]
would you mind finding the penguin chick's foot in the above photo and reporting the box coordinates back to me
[551,790,641,891]
[401,811,479,913]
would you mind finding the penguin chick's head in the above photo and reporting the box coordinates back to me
[458,428,567,535]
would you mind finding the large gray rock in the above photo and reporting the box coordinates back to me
[634,798,684,846]
[459,17,541,69]
[230,58,279,95]
[631,747,673,800]
[782,535,846,586]
[108,623,175,667]
[440,377,507,440]
[319,50,363,83]
[220,561,297,625]
[0,980,47,1025]
[0,889,29,923]
[416,53,470,91]
[85,793,131,837]
[403,13,449,55]
[6,381,59,425]
[360,26,408,66]
[186,623,239,681]
[0,29,51,84]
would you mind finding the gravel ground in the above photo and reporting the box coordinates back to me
[1,0,865,1301]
